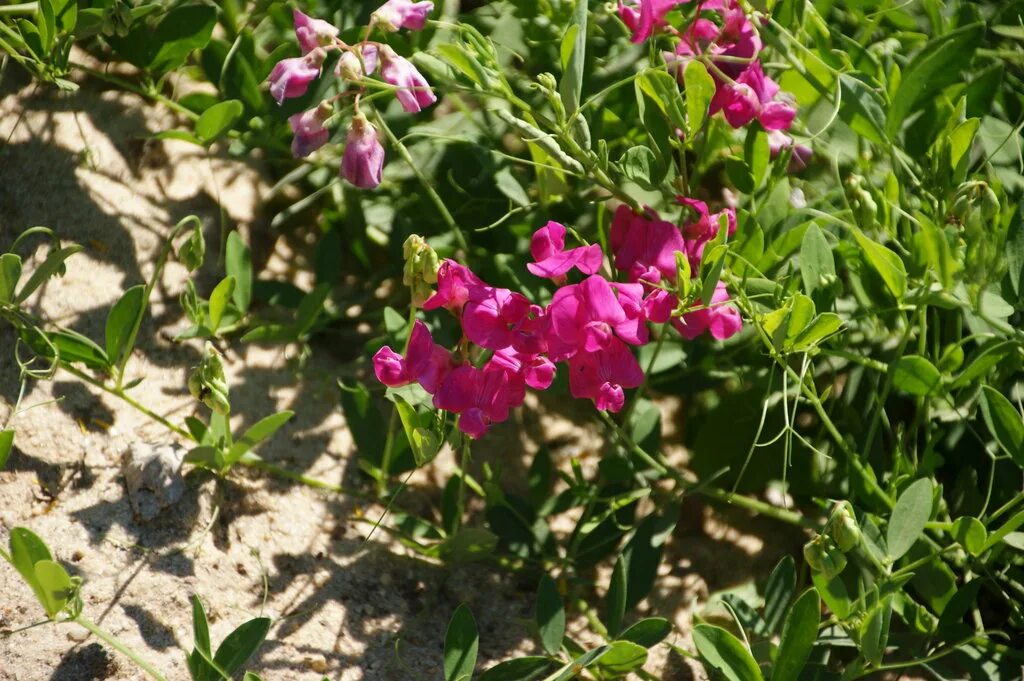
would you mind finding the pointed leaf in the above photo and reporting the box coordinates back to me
[536,575,565,655]
[980,385,1024,467]
[213,617,271,676]
[105,285,146,367]
[692,624,763,681]
[887,478,933,560]
[444,604,479,681]
[770,589,820,681]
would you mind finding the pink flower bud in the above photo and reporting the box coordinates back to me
[336,44,379,81]
[292,9,339,54]
[372,0,434,32]
[268,49,325,105]
[342,113,385,189]
[288,103,331,158]
[379,46,437,114]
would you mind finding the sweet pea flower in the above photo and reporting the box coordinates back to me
[463,286,549,355]
[434,365,517,439]
[715,62,796,130]
[293,9,339,54]
[489,348,556,391]
[610,205,686,284]
[677,198,736,272]
[672,282,742,340]
[373,0,434,32]
[567,336,644,412]
[342,113,385,189]
[379,46,437,113]
[423,260,485,314]
[618,0,690,43]
[288,103,331,158]
[268,49,325,104]
[372,320,453,392]
[527,222,603,279]
[548,275,648,360]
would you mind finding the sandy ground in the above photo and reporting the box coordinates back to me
[0,66,803,681]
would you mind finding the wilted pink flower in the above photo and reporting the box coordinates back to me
[342,113,385,189]
[768,130,812,171]
[288,104,331,158]
[268,50,325,104]
[672,282,742,340]
[610,205,686,284]
[379,46,437,113]
[527,222,603,279]
[548,275,648,360]
[434,365,516,439]
[293,9,339,54]
[423,260,485,314]
[618,0,689,43]
[372,320,453,392]
[373,0,434,31]
[567,336,644,412]
[337,44,379,80]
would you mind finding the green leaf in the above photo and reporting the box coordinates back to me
[0,253,22,303]
[763,555,796,634]
[638,69,687,137]
[213,617,271,676]
[191,595,212,657]
[225,231,253,313]
[536,574,565,656]
[1007,203,1024,297]
[683,60,716,138]
[617,617,671,648]
[546,646,611,681]
[620,146,661,189]
[951,517,986,557]
[437,527,498,562]
[692,624,763,681]
[8,527,53,613]
[604,555,627,637]
[393,396,440,466]
[800,225,834,297]
[33,559,72,618]
[886,478,933,560]
[195,99,244,144]
[558,0,587,115]
[859,596,893,667]
[852,230,906,300]
[596,641,648,675]
[495,168,530,208]
[812,570,852,620]
[444,604,479,681]
[790,313,842,352]
[891,355,942,396]
[838,74,887,145]
[886,23,984,136]
[478,657,553,681]
[770,589,820,681]
[108,5,217,75]
[225,410,294,466]
[104,285,146,368]
[980,385,1024,467]
[0,429,13,470]
[15,245,82,303]
[982,509,1024,552]
[208,276,237,333]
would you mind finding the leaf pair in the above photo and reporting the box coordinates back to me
[187,596,270,681]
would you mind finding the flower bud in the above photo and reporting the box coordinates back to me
[379,45,437,113]
[292,8,339,54]
[268,49,325,105]
[829,501,861,553]
[803,535,847,580]
[178,224,205,272]
[372,0,435,32]
[288,102,332,159]
[341,113,385,189]
[336,44,380,81]
[403,235,440,306]
[188,343,230,415]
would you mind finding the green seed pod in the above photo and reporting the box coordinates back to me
[188,343,230,415]
[829,502,861,553]
[803,537,827,573]
[981,184,1000,221]
[804,535,847,579]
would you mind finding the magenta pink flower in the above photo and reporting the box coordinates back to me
[715,62,796,130]
[462,287,532,351]
[373,0,434,31]
[489,348,556,391]
[422,260,485,314]
[288,105,331,158]
[379,46,437,114]
[672,282,742,340]
[372,320,453,392]
[618,0,690,43]
[567,336,644,412]
[548,275,648,360]
[292,9,339,54]
[610,205,686,284]
[527,222,603,279]
[268,50,325,105]
[676,198,736,272]
[434,365,517,439]
[342,114,385,189]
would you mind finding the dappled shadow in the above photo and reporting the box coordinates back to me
[49,642,116,681]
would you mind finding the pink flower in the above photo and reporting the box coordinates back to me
[489,348,556,391]
[422,260,485,314]
[618,0,689,43]
[342,113,385,189]
[373,0,434,31]
[463,285,549,354]
[527,222,603,279]
[337,44,379,80]
[288,104,331,158]
[672,282,742,340]
[548,275,648,360]
[268,50,325,105]
[713,62,796,131]
[292,9,338,54]
[372,320,453,391]
[768,130,812,171]
[676,198,736,272]
[379,46,437,113]
[434,365,517,439]
[567,336,644,412]
[610,205,686,284]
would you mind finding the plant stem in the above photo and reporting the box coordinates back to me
[0,3,35,15]
[74,617,169,681]
[373,111,469,254]
[70,62,198,121]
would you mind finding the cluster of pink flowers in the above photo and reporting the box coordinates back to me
[619,0,809,165]
[374,208,742,439]
[267,1,437,189]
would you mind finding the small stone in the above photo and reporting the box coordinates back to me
[121,442,186,521]
[67,627,89,643]
[304,656,328,673]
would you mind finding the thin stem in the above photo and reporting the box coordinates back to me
[70,62,198,120]
[74,617,169,681]
[0,3,36,15]
[374,111,470,254]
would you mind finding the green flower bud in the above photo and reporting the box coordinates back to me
[178,224,205,273]
[829,502,861,553]
[403,235,440,306]
[188,343,230,415]
[804,535,848,579]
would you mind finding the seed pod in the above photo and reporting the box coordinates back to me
[829,502,862,553]
[804,536,847,579]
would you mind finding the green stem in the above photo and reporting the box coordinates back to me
[0,3,35,15]
[74,616,169,681]
[374,111,469,254]
[70,62,198,121]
